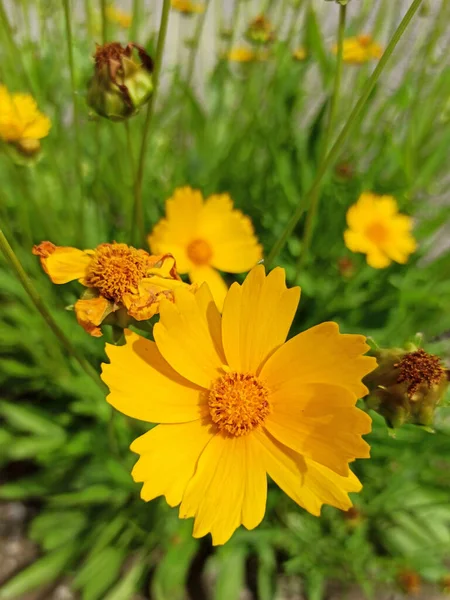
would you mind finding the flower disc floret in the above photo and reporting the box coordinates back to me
[208,372,271,437]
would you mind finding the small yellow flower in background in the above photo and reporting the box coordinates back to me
[334,35,383,64]
[344,192,417,269]
[226,47,266,63]
[102,265,376,545]
[106,5,132,28]
[171,0,204,14]
[0,85,50,156]
[245,15,275,45]
[148,187,263,310]
[292,47,307,61]
[33,241,189,337]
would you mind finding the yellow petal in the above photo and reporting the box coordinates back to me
[74,296,113,337]
[344,230,375,254]
[102,329,206,423]
[198,194,263,273]
[131,420,214,507]
[154,285,226,388]
[261,321,376,399]
[148,187,204,273]
[265,383,371,476]
[22,113,51,140]
[222,265,300,374]
[32,242,93,284]
[254,429,361,515]
[189,265,228,312]
[366,249,391,269]
[179,433,267,545]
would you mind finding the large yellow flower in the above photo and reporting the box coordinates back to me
[0,85,51,154]
[102,266,376,545]
[344,192,417,268]
[171,0,204,14]
[334,35,383,64]
[33,241,189,337]
[148,187,263,310]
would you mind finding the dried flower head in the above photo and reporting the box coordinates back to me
[33,241,191,336]
[87,42,154,121]
[364,345,448,428]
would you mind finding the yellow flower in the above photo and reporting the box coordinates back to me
[292,47,307,61]
[334,35,383,64]
[106,5,132,28]
[226,47,261,63]
[0,85,50,155]
[344,192,417,268]
[148,187,263,310]
[33,241,189,337]
[102,266,376,545]
[171,0,204,14]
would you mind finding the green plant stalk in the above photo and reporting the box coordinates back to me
[185,0,210,86]
[62,0,85,246]
[266,0,425,268]
[298,3,347,269]
[0,229,104,391]
[101,0,108,43]
[0,0,35,93]
[130,0,141,42]
[132,0,171,247]
[84,0,94,37]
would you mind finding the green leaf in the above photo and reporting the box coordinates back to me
[74,547,126,600]
[49,485,128,506]
[103,556,147,600]
[0,401,66,438]
[0,546,75,599]
[29,510,87,551]
[213,545,247,600]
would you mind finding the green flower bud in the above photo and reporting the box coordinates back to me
[364,345,449,428]
[245,15,275,46]
[87,42,154,122]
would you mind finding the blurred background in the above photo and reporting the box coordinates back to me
[1,0,450,598]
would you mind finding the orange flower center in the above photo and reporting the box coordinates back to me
[357,35,373,47]
[85,243,149,302]
[187,239,213,266]
[208,372,271,437]
[365,222,388,244]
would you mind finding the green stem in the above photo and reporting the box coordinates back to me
[125,120,135,174]
[132,0,171,247]
[130,0,140,41]
[0,0,35,93]
[298,3,346,269]
[101,0,108,43]
[266,0,424,268]
[62,0,85,245]
[185,0,210,86]
[0,229,104,391]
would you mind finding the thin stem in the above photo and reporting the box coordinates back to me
[132,0,171,247]
[125,121,135,174]
[298,3,346,269]
[185,0,210,86]
[101,0,108,43]
[0,229,104,391]
[130,0,140,41]
[266,0,424,268]
[62,0,85,245]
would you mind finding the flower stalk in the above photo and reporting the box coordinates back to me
[266,0,425,268]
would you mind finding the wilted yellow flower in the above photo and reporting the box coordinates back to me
[245,15,275,45]
[334,35,383,64]
[0,85,50,155]
[171,0,204,14]
[344,192,417,268]
[33,241,189,337]
[292,47,307,61]
[87,42,154,122]
[102,265,376,545]
[148,187,262,310]
[106,5,132,28]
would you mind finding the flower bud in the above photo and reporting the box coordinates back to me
[87,42,154,122]
[245,15,275,45]
[364,345,449,428]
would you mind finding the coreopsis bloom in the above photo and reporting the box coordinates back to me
[171,0,204,14]
[87,42,153,121]
[344,192,417,268]
[0,85,50,156]
[365,345,448,428]
[334,35,383,64]
[226,47,265,63]
[106,5,132,28]
[102,266,376,545]
[245,15,275,45]
[292,47,307,61]
[148,187,263,310]
[33,241,189,337]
